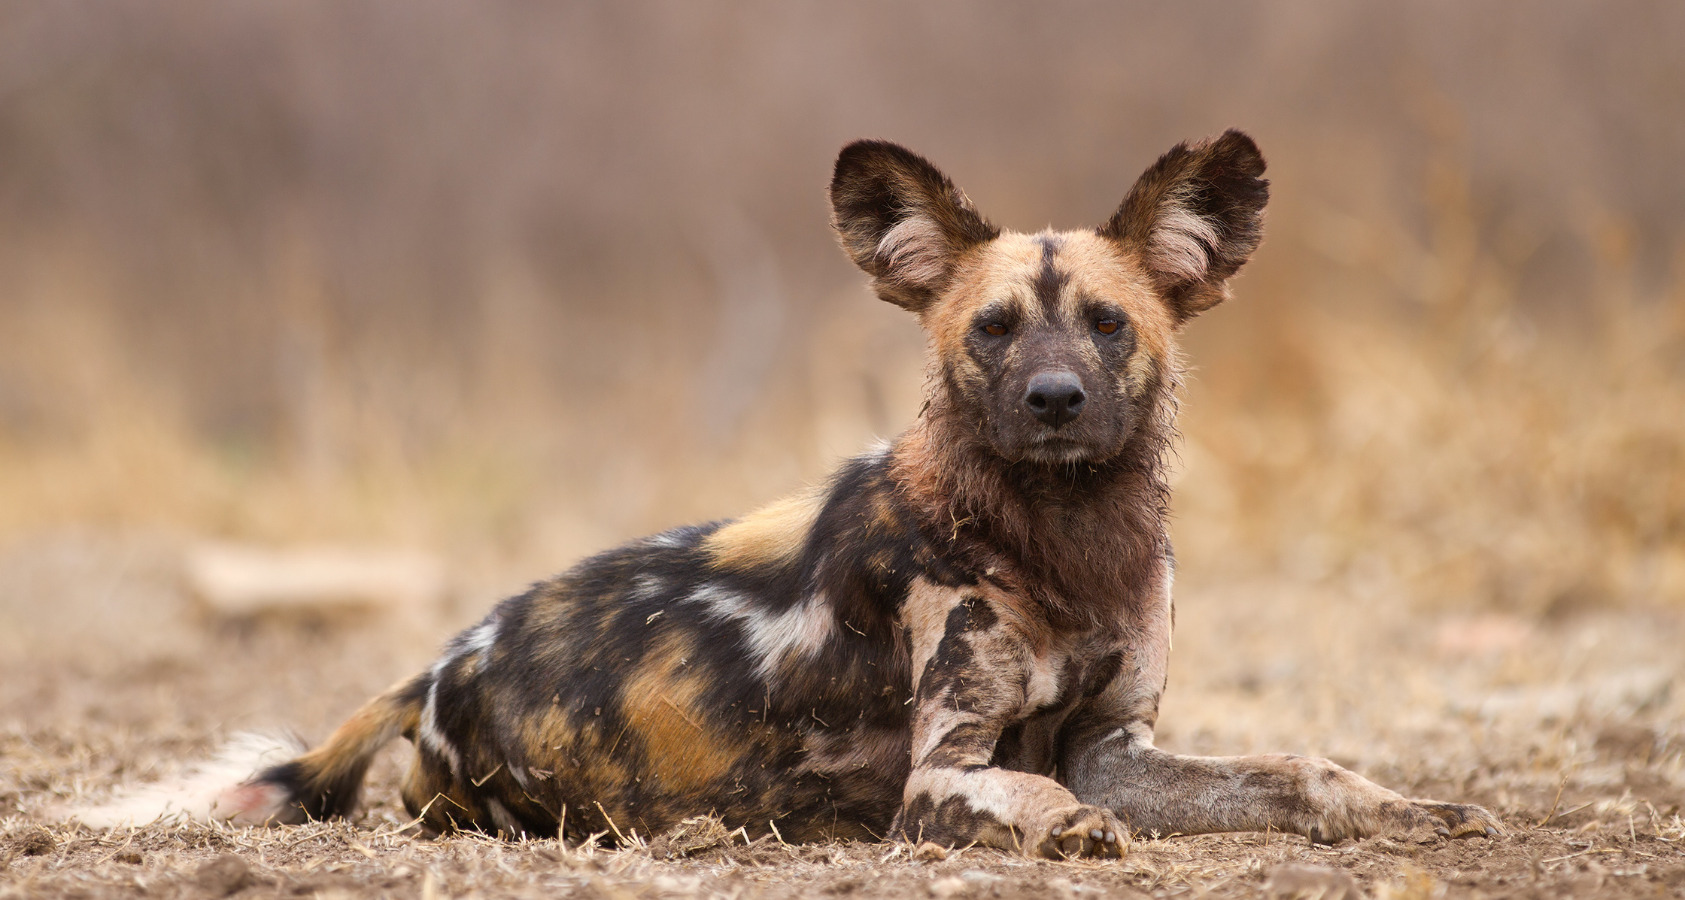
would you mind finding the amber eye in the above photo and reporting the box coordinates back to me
[982,322,1009,337]
[1095,318,1121,335]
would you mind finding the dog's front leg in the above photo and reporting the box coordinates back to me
[1061,724,1503,843]
[897,591,1124,858]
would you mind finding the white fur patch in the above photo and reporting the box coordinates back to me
[875,214,950,286]
[645,529,689,549]
[630,573,666,601]
[691,584,835,679]
[416,618,498,778]
[1148,204,1220,282]
[458,618,499,658]
[64,732,304,828]
[419,677,464,778]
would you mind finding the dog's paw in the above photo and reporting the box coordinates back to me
[1272,756,1503,844]
[1315,797,1503,844]
[1406,800,1504,839]
[1032,805,1126,859]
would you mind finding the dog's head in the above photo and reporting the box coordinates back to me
[830,132,1267,466]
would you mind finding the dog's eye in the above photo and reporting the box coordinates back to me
[1095,318,1121,335]
[982,322,1009,337]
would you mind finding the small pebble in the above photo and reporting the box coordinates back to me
[911,841,950,862]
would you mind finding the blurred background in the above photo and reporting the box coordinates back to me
[0,0,1681,643]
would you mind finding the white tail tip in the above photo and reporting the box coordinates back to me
[63,733,305,829]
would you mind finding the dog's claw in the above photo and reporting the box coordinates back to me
[1402,800,1504,841]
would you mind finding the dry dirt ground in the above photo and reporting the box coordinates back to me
[1,533,1682,899]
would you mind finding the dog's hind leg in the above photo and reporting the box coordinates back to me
[397,744,496,835]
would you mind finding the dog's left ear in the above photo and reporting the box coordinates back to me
[830,140,999,313]
[1099,130,1269,323]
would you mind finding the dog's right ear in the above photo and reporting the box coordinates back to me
[830,140,999,313]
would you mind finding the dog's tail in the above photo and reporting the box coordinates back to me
[217,674,429,825]
[71,674,429,828]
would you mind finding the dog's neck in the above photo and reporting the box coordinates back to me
[889,384,1176,632]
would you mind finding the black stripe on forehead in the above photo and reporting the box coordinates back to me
[1031,234,1069,315]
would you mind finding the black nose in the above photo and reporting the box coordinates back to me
[1023,371,1086,427]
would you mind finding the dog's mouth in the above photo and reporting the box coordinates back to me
[976,394,1135,467]
[1016,433,1098,465]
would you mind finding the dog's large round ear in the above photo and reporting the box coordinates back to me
[829,140,999,313]
[1099,130,1269,324]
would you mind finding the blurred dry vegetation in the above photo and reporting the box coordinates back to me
[0,0,1682,618]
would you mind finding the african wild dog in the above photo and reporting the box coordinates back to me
[199,132,1501,857]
